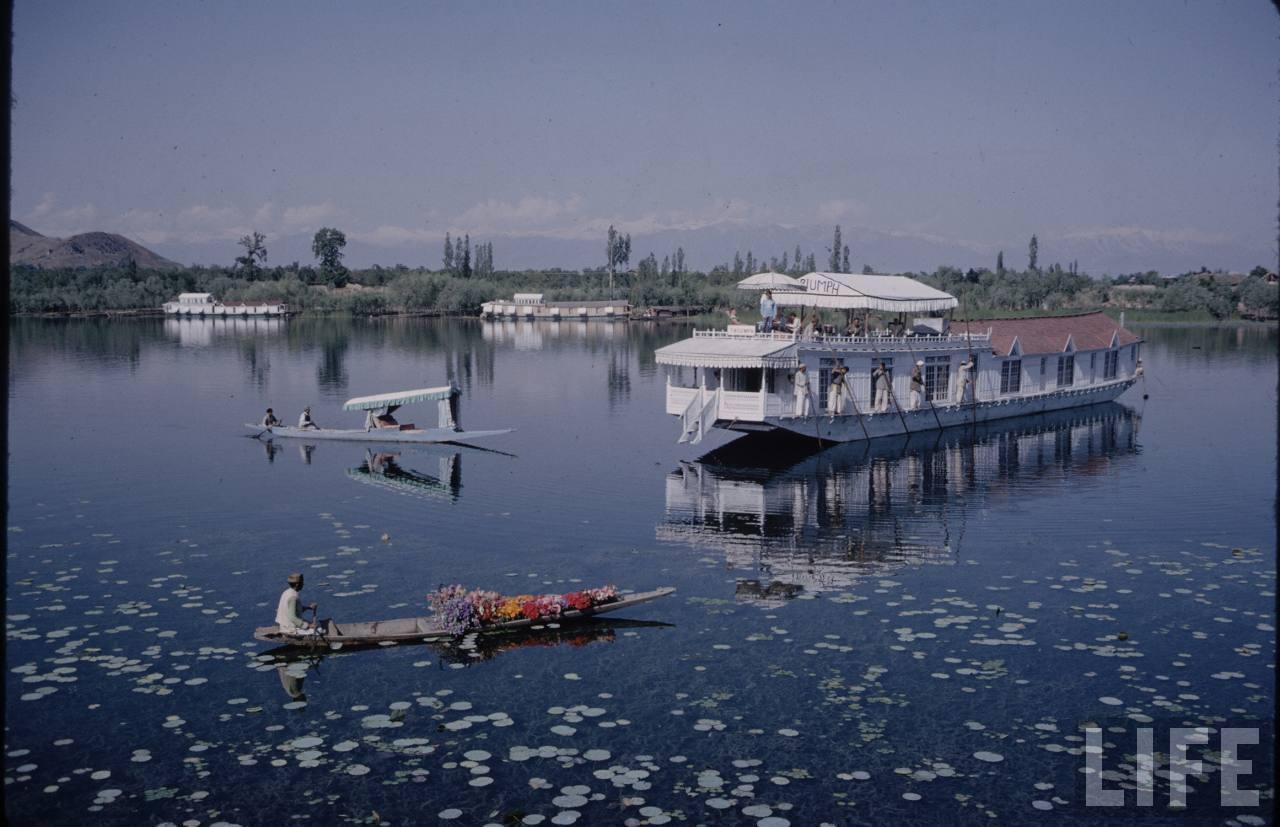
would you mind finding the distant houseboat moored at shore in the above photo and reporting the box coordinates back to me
[655,272,1144,445]
[480,293,630,320]
[163,292,289,317]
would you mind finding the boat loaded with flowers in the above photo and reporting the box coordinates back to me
[253,585,675,648]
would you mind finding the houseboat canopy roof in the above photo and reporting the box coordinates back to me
[737,272,804,290]
[655,337,798,369]
[951,312,1141,357]
[768,272,958,313]
[342,386,456,411]
[178,292,214,301]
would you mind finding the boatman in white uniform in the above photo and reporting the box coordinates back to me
[955,357,974,405]
[827,363,849,419]
[276,573,319,636]
[298,406,319,430]
[909,362,925,411]
[872,362,892,413]
[792,364,810,417]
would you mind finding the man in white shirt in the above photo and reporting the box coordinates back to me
[792,364,810,417]
[276,573,318,635]
[298,407,319,430]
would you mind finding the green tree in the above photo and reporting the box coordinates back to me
[443,233,454,273]
[235,231,268,278]
[841,244,850,274]
[1028,235,1039,271]
[312,228,348,287]
[829,225,842,272]
[605,226,631,293]
[461,234,472,279]
[996,250,1005,277]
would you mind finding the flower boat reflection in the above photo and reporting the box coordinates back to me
[658,403,1141,602]
[253,587,676,650]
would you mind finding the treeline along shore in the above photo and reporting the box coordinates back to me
[9,261,1278,323]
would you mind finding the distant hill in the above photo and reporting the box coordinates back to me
[9,221,181,270]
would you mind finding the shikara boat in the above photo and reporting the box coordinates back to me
[254,587,677,649]
[246,384,513,445]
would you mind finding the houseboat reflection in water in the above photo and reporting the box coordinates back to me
[659,402,1141,602]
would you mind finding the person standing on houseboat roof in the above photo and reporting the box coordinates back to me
[298,406,320,430]
[759,290,776,333]
[872,361,892,413]
[261,408,280,427]
[828,362,849,420]
[792,364,811,418]
[727,307,739,324]
[910,361,925,411]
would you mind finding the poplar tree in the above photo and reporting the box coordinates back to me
[444,233,454,273]
[841,244,850,274]
[1028,235,1039,271]
[829,225,842,271]
[996,250,1004,277]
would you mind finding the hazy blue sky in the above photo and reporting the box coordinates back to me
[11,1,1278,271]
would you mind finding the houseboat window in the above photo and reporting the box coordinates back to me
[1104,350,1119,380]
[722,368,762,393]
[1000,359,1022,394]
[1040,357,1047,375]
[924,355,950,401]
[1090,353,1096,371]
[1056,355,1075,387]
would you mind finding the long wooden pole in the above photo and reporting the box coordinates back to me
[960,293,978,432]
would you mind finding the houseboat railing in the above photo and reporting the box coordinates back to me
[689,329,993,347]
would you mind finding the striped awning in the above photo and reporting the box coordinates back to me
[343,386,456,411]
[655,337,798,369]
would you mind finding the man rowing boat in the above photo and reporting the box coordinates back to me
[275,573,320,636]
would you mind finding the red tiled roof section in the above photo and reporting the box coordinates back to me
[951,312,1141,357]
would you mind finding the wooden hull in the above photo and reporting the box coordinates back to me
[245,424,513,444]
[254,587,676,648]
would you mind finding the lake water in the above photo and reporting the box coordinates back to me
[5,317,1276,825]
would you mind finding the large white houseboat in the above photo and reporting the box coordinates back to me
[655,272,1143,444]
[480,293,630,320]
[163,292,289,317]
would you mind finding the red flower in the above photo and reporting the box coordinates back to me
[521,601,541,620]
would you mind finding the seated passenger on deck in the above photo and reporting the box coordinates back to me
[298,407,319,430]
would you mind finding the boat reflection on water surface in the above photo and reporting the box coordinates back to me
[261,619,673,700]
[659,402,1142,603]
[257,439,465,502]
[347,450,463,503]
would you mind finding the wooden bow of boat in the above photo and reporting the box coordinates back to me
[253,587,677,649]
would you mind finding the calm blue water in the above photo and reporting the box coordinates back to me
[5,317,1276,825]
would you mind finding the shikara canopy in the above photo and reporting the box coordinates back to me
[736,272,803,291]
[342,386,456,411]
[655,338,798,369]
[771,272,958,313]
